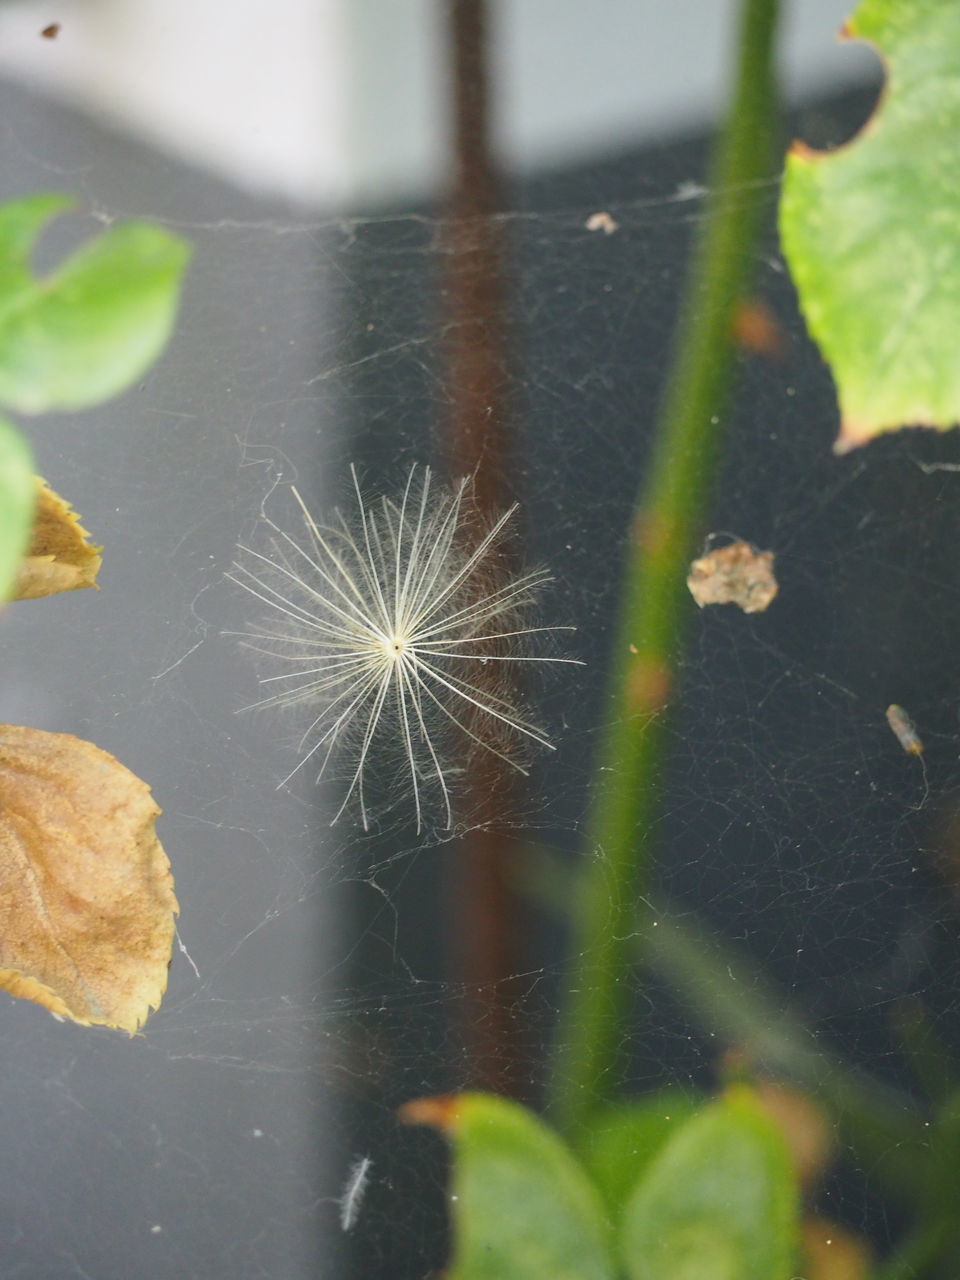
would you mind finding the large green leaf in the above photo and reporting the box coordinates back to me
[0,193,191,413]
[780,0,960,451]
[402,1093,616,1280]
[619,1088,798,1280]
[0,414,35,601]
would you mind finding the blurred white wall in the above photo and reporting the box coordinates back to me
[0,0,880,208]
[0,0,346,200]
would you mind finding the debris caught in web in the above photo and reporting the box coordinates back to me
[584,211,619,235]
[885,704,924,756]
[686,540,778,614]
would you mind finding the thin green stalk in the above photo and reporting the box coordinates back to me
[871,1220,952,1280]
[526,845,930,1202]
[644,902,929,1202]
[548,0,781,1137]
[890,997,957,1107]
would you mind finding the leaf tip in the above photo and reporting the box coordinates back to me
[835,415,960,454]
[398,1093,462,1132]
[833,418,872,454]
[786,139,821,167]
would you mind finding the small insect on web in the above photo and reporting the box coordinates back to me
[227,464,582,832]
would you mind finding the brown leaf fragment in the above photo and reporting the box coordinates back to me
[0,725,177,1031]
[687,540,778,614]
[11,477,102,601]
[800,1217,872,1280]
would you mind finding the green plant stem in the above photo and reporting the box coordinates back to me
[889,998,957,1107]
[526,846,930,1204]
[643,902,930,1202]
[872,1220,952,1280]
[548,0,781,1138]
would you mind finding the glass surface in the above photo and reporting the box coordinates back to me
[5,4,951,1278]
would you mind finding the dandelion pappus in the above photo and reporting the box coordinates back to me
[228,465,581,832]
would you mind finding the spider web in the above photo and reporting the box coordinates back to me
[3,57,957,1280]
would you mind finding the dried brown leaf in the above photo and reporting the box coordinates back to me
[11,477,102,601]
[0,725,177,1031]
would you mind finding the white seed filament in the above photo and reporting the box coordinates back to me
[228,464,581,832]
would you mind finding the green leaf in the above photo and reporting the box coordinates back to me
[619,1087,798,1280]
[578,1090,703,1219]
[0,193,192,413]
[780,0,960,451]
[0,414,36,601]
[402,1092,616,1280]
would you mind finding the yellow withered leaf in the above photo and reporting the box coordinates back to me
[11,477,102,600]
[0,725,177,1031]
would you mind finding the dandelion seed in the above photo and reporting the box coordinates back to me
[228,465,581,832]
